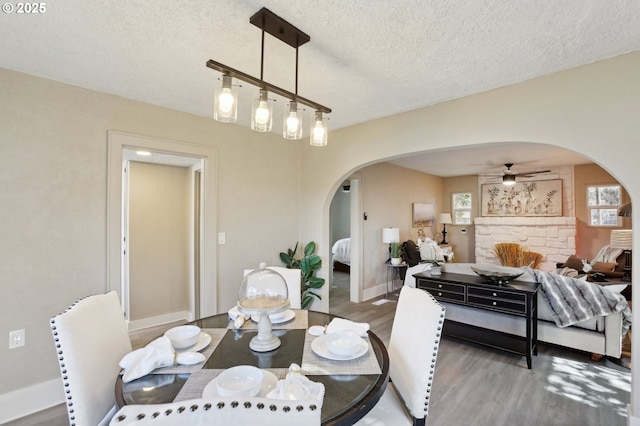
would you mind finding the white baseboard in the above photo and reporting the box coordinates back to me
[362,283,388,302]
[128,310,193,331]
[0,378,65,424]
[628,404,640,426]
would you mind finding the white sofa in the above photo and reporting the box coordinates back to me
[406,263,627,358]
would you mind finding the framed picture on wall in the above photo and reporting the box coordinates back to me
[412,203,434,227]
[481,179,563,217]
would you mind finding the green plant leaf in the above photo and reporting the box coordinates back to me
[301,256,322,273]
[304,241,316,257]
[302,294,314,309]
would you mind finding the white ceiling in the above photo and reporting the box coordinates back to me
[2,1,638,175]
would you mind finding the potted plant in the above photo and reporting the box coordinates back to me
[426,259,442,275]
[420,238,444,275]
[279,242,325,309]
[390,242,402,265]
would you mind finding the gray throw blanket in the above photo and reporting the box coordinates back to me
[523,267,631,336]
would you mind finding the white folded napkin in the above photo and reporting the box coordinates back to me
[228,305,247,328]
[119,336,206,383]
[266,364,325,404]
[325,318,369,337]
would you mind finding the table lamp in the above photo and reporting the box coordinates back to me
[382,227,401,265]
[610,229,632,282]
[237,263,290,351]
[439,213,452,245]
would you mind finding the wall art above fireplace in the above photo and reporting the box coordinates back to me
[481,179,563,217]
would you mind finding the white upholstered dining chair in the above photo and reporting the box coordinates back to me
[355,286,445,426]
[50,291,133,426]
[109,396,321,425]
[244,266,302,309]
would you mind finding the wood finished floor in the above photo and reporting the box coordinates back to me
[9,271,630,425]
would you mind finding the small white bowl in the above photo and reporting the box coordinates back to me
[165,325,200,350]
[216,365,262,397]
[326,330,362,356]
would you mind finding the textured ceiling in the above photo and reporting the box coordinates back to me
[2,1,639,174]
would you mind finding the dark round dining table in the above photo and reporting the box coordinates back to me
[115,310,389,426]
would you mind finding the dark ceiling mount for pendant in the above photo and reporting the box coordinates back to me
[206,7,331,114]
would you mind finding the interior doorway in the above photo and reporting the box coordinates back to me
[122,153,202,330]
[329,175,362,305]
[107,131,219,329]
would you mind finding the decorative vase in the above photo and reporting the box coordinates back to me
[431,265,442,276]
[391,258,402,266]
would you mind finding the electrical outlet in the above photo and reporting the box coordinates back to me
[9,329,25,349]
[218,232,226,244]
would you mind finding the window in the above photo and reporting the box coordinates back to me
[452,192,472,225]
[587,185,621,226]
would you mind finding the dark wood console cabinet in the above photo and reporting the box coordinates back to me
[415,271,540,369]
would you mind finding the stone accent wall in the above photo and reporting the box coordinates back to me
[474,216,577,271]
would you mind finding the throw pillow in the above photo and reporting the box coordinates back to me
[401,240,421,267]
[592,262,618,273]
[561,255,585,272]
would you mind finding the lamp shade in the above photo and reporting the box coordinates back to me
[283,101,303,140]
[251,89,273,132]
[503,174,516,185]
[213,75,238,123]
[610,229,633,250]
[382,227,400,244]
[439,213,452,224]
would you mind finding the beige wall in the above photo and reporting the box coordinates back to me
[0,67,300,403]
[129,162,190,322]
[574,163,631,258]
[357,162,443,294]
[442,175,478,263]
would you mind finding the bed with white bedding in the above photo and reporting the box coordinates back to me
[332,238,350,273]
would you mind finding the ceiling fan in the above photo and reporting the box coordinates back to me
[486,163,551,186]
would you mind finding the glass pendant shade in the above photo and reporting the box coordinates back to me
[283,101,303,140]
[310,111,328,146]
[251,89,273,132]
[213,75,238,123]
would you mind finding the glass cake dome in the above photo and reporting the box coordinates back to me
[237,263,290,316]
[237,263,290,352]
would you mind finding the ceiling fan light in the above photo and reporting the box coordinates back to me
[310,111,328,147]
[214,75,238,123]
[251,89,273,132]
[283,101,303,140]
[503,174,516,185]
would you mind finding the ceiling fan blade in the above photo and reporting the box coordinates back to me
[513,169,551,177]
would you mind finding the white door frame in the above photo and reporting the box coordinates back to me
[349,175,362,303]
[107,131,218,322]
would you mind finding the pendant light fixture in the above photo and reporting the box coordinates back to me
[252,89,273,132]
[283,101,302,139]
[213,74,238,123]
[310,111,328,147]
[206,8,331,144]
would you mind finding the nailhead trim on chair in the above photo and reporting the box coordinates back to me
[50,294,95,426]
[416,291,446,417]
[112,401,320,422]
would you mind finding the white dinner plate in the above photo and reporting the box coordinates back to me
[202,370,278,398]
[175,332,212,353]
[251,309,296,324]
[311,334,369,361]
